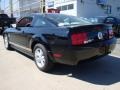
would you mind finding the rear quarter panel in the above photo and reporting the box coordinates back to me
[29,27,70,52]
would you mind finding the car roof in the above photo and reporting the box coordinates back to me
[31,13,61,16]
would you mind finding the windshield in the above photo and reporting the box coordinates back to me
[46,14,92,26]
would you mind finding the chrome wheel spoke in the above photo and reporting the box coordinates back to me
[35,48,46,68]
[4,36,8,48]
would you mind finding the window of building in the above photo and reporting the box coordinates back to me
[57,4,74,11]
[68,4,74,10]
[62,5,67,11]
[17,17,33,27]
[106,5,112,14]
[57,7,62,11]
[97,0,107,5]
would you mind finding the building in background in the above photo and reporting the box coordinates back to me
[0,0,45,18]
[0,0,20,18]
[46,0,77,16]
[46,0,120,18]
[1,0,120,18]
[12,0,20,18]
[19,0,40,17]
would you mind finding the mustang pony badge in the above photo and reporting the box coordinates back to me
[98,32,103,40]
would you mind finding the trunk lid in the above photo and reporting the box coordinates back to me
[68,24,112,46]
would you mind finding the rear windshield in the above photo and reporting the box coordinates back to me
[46,14,92,26]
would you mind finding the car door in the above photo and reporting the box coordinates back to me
[9,17,33,52]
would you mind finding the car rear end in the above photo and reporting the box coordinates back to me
[52,24,116,65]
[45,14,116,65]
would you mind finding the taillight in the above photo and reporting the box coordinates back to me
[71,32,88,45]
[107,25,114,39]
[53,53,62,59]
[108,30,114,39]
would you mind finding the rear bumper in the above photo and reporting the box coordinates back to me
[51,37,117,65]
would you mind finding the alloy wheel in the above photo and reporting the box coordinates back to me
[4,35,9,49]
[35,48,46,68]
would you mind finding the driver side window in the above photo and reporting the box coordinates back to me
[17,17,33,27]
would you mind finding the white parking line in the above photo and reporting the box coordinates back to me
[109,54,120,58]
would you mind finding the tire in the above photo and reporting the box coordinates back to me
[0,27,5,35]
[0,29,3,35]
[4,34,12,50]
[33,44,54,72]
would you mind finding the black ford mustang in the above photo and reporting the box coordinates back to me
[3,13,116,72]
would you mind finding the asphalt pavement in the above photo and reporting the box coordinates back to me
[0,36,120,90]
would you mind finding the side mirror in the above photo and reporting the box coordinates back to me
[12,24,21,30]
[11,24,17,28]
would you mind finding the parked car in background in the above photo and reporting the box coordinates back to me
[104,17,120,36]
[88,16,107,23]
[89,16,120,36]
[0,14,16,34]
[3,13,116,72]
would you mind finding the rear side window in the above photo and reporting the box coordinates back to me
[17,17,33,27]
[33,17,55,27]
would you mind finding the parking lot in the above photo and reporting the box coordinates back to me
[0,36,120,90]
